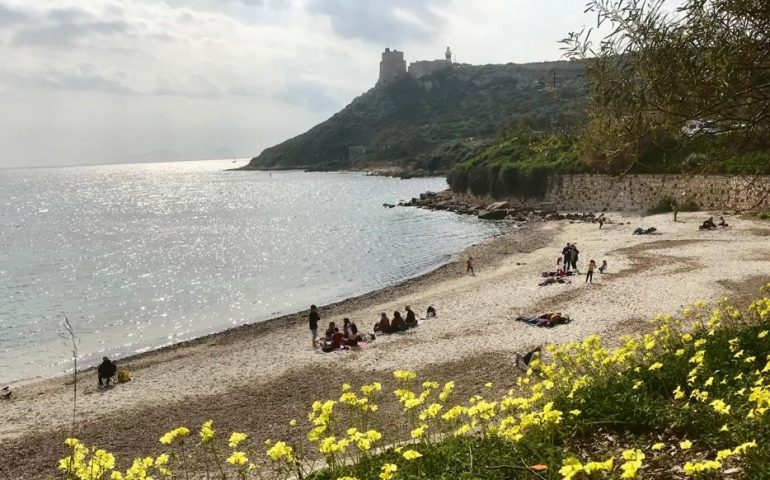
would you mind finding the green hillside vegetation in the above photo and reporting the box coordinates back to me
[446,122,585,198]
[244,61,586,174]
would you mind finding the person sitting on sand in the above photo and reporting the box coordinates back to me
[343,318,360,344]
[426,306,436,318]
[342,318,352,338]
[599,260,608,274]
[515,347,542,371]
[556,257,565,277]
[391,311,406,332]
[331,327,345,349]
[718,216,729,227]
[374,313,390,333]
[324,322,336,342]
[97,356,117,388]
[405,305,418,329]
[700,217,717,230]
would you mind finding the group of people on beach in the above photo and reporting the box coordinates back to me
[699,216,729,230]
[550,243,606,284]
[308,304,436,351]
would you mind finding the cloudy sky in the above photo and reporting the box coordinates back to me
[0,0,600,168]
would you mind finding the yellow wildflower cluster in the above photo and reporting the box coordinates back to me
[55,294,770,480]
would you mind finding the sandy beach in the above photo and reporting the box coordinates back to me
[3,211,770,478]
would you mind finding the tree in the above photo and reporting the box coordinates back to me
[562,0,770,174]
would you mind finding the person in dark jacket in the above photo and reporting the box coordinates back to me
[405,305,418,329]
[570,244,580,273]
[98,357,117,387]
[562,244,572,272]
[309,304,320,348]
[391,311,406,332]
[426,306,436,318]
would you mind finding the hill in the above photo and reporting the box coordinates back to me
[243,61,587,174]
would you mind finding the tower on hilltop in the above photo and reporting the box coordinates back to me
[379,48,406,83]
[445,46,452,63]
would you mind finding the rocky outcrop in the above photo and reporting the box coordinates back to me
[399,189,610,226]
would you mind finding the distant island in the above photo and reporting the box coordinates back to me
[240,47,586,176]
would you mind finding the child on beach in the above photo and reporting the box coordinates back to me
[599,260,608,274]
[586,259,596,283]
[466,256,475,276]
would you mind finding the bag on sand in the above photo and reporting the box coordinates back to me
[117,369,132,383]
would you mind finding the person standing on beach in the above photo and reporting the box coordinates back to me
[309,305,320,348]
[466,256,475,276]
[570,244,580,274]
[586,259,596,283]
[673,202,678,222]
[562,243,572,272]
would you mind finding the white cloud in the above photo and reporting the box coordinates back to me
[0,0,604,168]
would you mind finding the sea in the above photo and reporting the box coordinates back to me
[0,160,506,385]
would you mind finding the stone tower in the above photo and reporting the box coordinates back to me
[445,46,452,63]
[379,48,406,82]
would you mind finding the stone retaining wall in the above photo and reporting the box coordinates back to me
[461,174,770,212]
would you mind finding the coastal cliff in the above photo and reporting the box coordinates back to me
[243,61,586,175]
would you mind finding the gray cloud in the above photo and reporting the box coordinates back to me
[0,4,30,27]
[306,0,448,44]
[11,6,130,47]
[3,64,136,95]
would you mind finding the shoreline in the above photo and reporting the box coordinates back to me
[3,211,770,479]
[6,222,531,389]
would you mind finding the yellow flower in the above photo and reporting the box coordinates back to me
[393,370,417,381]
[266,441,294,462]
[684,460,722,475]
[680,439,692,450]
[619,449,645,479]
[226,451,248,466]
[159,427,191,445]
[569,409,581,416]
[379,463,398,480]
[289,419,297,427]
[559,457,583,480]
[710,399,731,415]
[648,362,663,371]
[228,432,247,449]
[439,381,455,402]
[484,382,493,388]
[673,386,685,400]
[199,420,215,444]
[652,443,664,451]
[402,449,423,460]
[759,330,768,339]
[410,424,427,439]
[584,458,613,474]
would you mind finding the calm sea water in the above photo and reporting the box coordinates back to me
[0,160,505,384]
